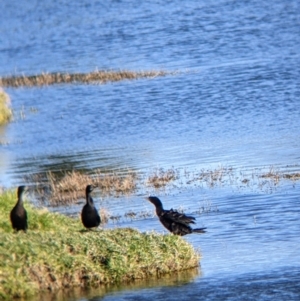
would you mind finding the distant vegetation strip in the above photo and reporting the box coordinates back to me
[0,70,173,87]
[0,189,200,300]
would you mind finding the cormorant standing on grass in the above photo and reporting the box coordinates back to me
[10,185,28,232]
[148,196,206,236]
[81,185,101,229]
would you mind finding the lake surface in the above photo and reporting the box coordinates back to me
[1,0,300,300]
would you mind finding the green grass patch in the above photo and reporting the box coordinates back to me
[0,189,200,300]
[0,89,12,125]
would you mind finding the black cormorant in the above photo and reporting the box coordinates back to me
[148,196,206,236]
[10,185,28,232]
[81,185,101,229]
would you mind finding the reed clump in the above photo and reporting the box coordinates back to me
[0,189,200,300]
[283,173,300,180]
[94,169,138,194]
[0,88,12,125]
[26,167,181,205]
[29,170,138,205]
[260,166,281,181]
[185,166,233,188]
[146,168,178,188]
[0,70,172,88]
[259,167,300,182]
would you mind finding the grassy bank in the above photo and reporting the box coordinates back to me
[0,70,173,88]
[0,89,12,125]
[0,189,200,300]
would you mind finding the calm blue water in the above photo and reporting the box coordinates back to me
[1,0,300,300]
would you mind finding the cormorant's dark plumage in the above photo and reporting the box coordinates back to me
[148,196,206,236]
[10,185,28,232]
[81,185,101,229]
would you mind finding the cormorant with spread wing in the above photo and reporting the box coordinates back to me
[148,196,206,236]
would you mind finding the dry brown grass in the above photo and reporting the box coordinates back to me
[146,168,178,188]
[26,167,181,205]
[260,166,280,179]
[99,208,110,224]
[283,173,300,180]
[94,169,137,193]
[260,166,281,186]
[27,170,138,205]
[0,88,12,125]
[0,70,172,88]
[24,165,300,206]
[259,166,300,182]
[186,166,233,187]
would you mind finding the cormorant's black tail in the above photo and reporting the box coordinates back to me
[192,227,207,234]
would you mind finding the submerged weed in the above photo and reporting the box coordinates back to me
[146,168,178,188]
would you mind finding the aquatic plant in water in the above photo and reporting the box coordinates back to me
[0,88,12,125]
[0,70,173,88]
